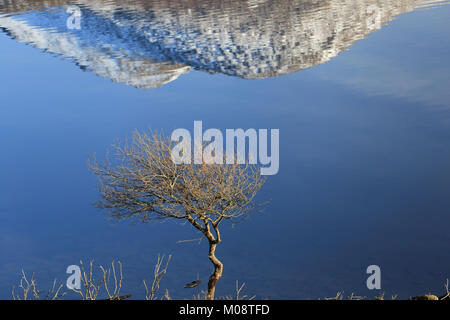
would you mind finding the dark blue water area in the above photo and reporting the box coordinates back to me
[1,5,450,300]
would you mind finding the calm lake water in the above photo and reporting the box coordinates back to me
[1,0,450,299]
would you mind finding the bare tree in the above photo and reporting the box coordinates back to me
[89,130,266,300]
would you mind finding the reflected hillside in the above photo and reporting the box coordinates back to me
[0,0,446,89]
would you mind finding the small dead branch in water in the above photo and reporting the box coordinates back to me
[184,280,202,288]
[177,238,203,245]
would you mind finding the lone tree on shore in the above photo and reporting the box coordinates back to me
[89,131,266,300]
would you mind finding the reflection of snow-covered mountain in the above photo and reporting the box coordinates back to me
[0,0,446,89]
[0,3,192,89]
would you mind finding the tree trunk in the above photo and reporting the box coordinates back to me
[206,241,223,300]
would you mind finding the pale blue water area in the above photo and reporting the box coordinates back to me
[1,0,450,299]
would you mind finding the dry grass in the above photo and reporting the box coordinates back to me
[143,254,172,300]
[12,270,65,300]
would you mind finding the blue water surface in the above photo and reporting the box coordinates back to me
[1,0,450,299]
